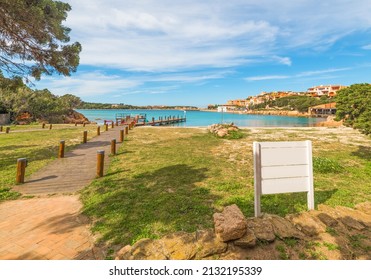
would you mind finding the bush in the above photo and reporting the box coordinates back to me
[336,84,371,135]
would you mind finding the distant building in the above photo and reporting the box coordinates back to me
[308,102,337,116]
[217,105,228,112]
[307,85,347,97]
[226,99,249,107]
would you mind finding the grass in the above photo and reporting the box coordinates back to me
[1,125,370,250]
[79,127,371,246]
[0,124,99,201]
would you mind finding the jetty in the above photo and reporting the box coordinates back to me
[114,113,186,127]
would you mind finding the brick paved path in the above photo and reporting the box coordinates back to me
[0,126,127,259]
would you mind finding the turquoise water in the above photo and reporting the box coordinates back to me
[76,109,326,127]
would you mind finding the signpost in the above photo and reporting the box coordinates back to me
[253,140,314,217]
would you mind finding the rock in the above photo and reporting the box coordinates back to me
[316,212,338,227]
[338,216,365,231]
[195,229,228,258]
[234,228,256,248]
[160,232,197,260]
[115,245,133,260]
[247,217,275,242]
[288,212,326,236]
[355,202,371,216]
[217,129,228,137]
[318,204,370,228]
[266,214,305,239]
[130,238,167,260]
[213,204,247,242]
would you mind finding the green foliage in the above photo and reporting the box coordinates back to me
[0,74,82,123]
[313,157,344,174]
[335,83,371,135]
[249,96,333,112]
[225,130,245,139]
[0,0,81,80]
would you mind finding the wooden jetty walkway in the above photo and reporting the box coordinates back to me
[12,125,125,195]
[115,113,186,127]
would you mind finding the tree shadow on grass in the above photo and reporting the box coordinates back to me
[81,164,219,245]
[351,146,371,161]
[224,189,338,218]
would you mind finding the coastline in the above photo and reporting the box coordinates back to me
[200,109,311,117]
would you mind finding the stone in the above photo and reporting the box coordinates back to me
[234,228,256,248]
[246,217,275,242]
[288,212,326,236]
[355,202,371,216]
[266,214,305,239]
[213,204,247,242]
[338,216,365,231]
[316,212,338,227]
[130,238,167,260]
[160,232,197,260]
[318,204,370,228]
[217,129,228,137]
[115,245,133,260]
[195,229,228,258]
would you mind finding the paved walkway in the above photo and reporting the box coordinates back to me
[0,126,127,260]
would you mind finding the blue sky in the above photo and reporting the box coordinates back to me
[34,0,371,107]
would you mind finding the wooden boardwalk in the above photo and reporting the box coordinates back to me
[135,117,186,126]
[12,125,125,195]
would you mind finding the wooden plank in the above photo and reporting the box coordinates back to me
[261,177,310,194]
[261,165,309,179]
[260,146,308,166]
[259,141,308,148]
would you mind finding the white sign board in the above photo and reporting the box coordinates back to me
[253,141,314,217]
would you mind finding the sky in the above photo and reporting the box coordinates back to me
[34,0,371,107]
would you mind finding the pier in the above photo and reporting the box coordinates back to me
[114,113,186,127]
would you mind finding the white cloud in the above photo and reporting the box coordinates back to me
[362,44,371,50]
[245,67,351,81]
[61,0,371,72]
[36,72,141,97]
[245,75,289,81]
[35,69,232,98]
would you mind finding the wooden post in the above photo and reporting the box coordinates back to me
[97,126,101,136]
[105,123,109,131]
[6,127,10,133]
[58,140,65,158]
[111,139,116,155]
[16,158,27,184]
[115,120,118,126]
[83,130,87,143]
[111,122,114,128]
[0,125,2,132]
[97,150,104,177]
[75,122,77,126]
[152,117,155,125]
[120,129,124,142]
[125,125,129,135]
[83,123,86,127]
[42,123,45,129]
[49,124,52,130]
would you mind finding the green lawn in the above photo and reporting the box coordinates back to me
[80,127,371,246]
[0,124,99,200]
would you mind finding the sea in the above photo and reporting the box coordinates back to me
[76,109,326,127]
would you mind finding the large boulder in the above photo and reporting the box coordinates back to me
[213,204,247,242]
